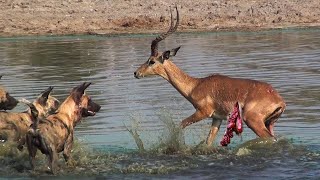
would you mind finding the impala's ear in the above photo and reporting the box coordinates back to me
[161,46,181,63]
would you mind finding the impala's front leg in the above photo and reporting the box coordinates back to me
[180,110,211,129]
[206,118,222,146]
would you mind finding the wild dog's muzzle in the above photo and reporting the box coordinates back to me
[82,101,101,117]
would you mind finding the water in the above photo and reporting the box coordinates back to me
[0,29,319,178]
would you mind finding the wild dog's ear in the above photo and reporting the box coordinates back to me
[0,75,2,79]
[19,98,39,120]
[72,82,91,93]
[80,82,91,94]
[71,82,91,104]
[75,82,91,94]
[160,46,181,63]
[38,86,54,106]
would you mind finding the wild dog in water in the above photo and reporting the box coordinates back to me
[26,82,101,174]
[0,76,19,111]
[0,86,59,150]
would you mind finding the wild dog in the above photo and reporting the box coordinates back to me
[0,86,59,150]
[26,82,101,174]
[0,76,18,111]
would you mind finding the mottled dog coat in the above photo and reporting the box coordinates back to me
[0,87,59,150]
[26,82,101,174]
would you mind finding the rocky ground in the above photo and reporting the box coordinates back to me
[0,0,320,37]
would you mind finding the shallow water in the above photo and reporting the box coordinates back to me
[0,29,319,178]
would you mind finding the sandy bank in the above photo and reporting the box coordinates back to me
[1,0,320,37]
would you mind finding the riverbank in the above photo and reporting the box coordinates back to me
[1,0,320,37]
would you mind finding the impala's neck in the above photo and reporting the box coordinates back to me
[161,60,199,99]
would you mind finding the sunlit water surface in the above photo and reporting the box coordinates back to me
[0,29,319,179]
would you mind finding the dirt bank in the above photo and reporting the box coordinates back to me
[1,0,320,37]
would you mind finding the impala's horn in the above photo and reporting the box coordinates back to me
[150,6,179,56]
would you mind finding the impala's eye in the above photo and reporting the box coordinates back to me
[148,60,155,66]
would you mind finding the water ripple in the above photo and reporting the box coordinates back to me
[0,29,319,178]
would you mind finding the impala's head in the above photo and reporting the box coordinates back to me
[134,6,180,79]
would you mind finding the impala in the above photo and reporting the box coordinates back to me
[134,7,286,146]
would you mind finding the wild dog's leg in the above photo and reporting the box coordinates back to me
[63,133,76,167]
[26,133,37,169]
[206,118,222,146]
[47,145,58,174]
[180,110,211,129]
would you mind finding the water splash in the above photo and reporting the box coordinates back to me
[151,109,187,154]
[120,109,320,177]
[0,136,319,177]
[125,109,227,155]
[0,113,319,177]
[0,141,34,175]
[123,115,145,152]
[234,137,277,156]
[124,109,187,154]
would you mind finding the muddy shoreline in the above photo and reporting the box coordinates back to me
[1,0,320,37]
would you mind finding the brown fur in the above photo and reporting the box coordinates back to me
[26,82,101,174]
[134,7,286,146]
[135,51,286,146]
[0,87,59,150]
[0,76,18,111]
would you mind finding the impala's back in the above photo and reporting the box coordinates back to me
[194,74,285,117]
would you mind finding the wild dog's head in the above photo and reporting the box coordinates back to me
[80,94,101,117]
[31,86,60,118]
[0,76,19,110]
[69,82,101,124]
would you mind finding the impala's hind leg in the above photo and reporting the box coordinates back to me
[243,111,273,138]
[206,118,222,146]
[264,106,285,136]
